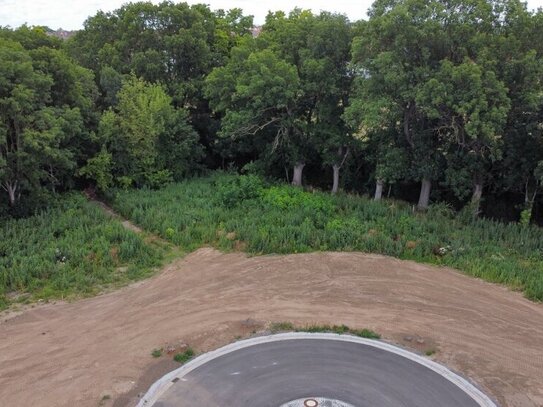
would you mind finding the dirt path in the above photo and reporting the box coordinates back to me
[1,248,542,407]
[91,199,143,234]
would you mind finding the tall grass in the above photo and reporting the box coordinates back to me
[0,194,163,309]
[112,173,543,301]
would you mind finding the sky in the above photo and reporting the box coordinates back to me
[0,0,541,30]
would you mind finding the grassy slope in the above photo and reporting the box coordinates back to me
[0,194,164,309]
[112,173,543,301]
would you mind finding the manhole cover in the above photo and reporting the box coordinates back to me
[280,398,356,407]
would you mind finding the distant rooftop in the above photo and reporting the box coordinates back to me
[46,29,76,40]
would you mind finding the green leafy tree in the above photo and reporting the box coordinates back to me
[346,0,451,209]
[0,32,96,213]
[493,4,543,223]
[86,76,201,189]
[418,59,510,215]
[67,2,254,167]
[206,10,353,187]
[205,45,303,181]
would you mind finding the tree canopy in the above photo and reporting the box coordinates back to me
[1,0,542,224]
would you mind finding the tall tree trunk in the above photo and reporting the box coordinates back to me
[331,165,340,194]
[331,146,349,194]
[374,179,384,201]
[471,178,483,218]
[291,163,305,187]
[417,178,432,210]
[4,181,18,207]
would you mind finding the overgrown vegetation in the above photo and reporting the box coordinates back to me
[0,194,163,309]
[113,174,543,301]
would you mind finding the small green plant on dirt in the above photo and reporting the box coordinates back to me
[173,348,195,364]
[425,348,436,356]
[151,348,163,358]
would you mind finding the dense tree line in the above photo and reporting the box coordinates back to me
[1,0,542,223]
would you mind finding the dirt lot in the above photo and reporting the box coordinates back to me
[1,248,542,407]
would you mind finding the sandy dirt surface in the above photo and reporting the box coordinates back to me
[1,248,542,407]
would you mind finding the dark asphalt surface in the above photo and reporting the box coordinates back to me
[153,339,481,407]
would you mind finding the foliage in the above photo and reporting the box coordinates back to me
[205,10,354,182]
[2,1,543,308]
[112,173,543,301]
[0,31,97,214]
[173,348,195,364]
[216,174,264,208]
[0,194,163,309]
[78,147,113,191]
[345,0,541,212]
[84,75,202,189]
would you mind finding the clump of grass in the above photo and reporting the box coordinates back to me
[151,348,163,358]
[0,193,164,309]
[297,324,350,334]
[173,348,195,364]
[425,348,437,356]
[297,324,380,339]
[269,321,295,332]
[112,173,543,301]
[269,322,381,339]
[351,328,381,339]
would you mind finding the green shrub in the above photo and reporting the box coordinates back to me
[262,186,334,215]
[217,174,264,208]
[145,169,173,189]
[520,207,532,226]
[173,348,195,363]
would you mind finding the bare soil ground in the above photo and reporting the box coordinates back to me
[1,248,542,407]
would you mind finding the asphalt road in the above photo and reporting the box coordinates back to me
[153,338,483,407]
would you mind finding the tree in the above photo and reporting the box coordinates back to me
[206,10,353,187]
[418,59,510,215]
[83,76,201,189]
[0,32,96,213]
[67,2,254,168]
[346,0,525,213]
[494,4,543,223]
[346,0,452,209]
[205,45,304,182]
